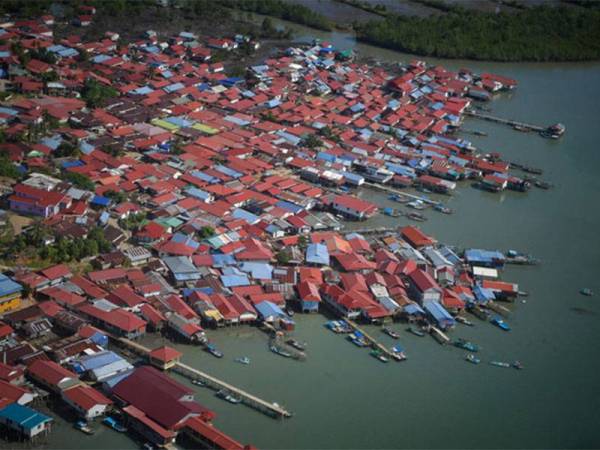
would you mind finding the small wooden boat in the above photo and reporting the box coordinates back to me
[455,316,474,326]
[103,416,127,433]
[347,333,368,348]
[580,288,594,297]
[490,360,511,368]
[191,379,205,386]
[286,339,307,351]
[382,327,400,339]
[406,200,427,210]
[235,356,251,365]
[512,361,524,370]
[216,389,242,404]
[465,354,480,364]
[370,349,389,363]
[75,420,94,435]
[391,345,407,361]
[434,204,453,214]
[205,344,224,358]
[406,327,425,337]
[270,345,292,358]
[405,211,427,222]
[490,316,510,331]
[453,338,479,352]
[285,307,295,317]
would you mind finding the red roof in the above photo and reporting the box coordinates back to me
[63,385,112,410]
[40,264,71,281]
[184,417,244,450]
[333,195,377,214]
[401,226,436,248]
[149,346,182,363]
[78,304,146,333]
[28,360,77,386]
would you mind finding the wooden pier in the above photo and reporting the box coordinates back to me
[363,182,442,206]
[344,319,397,361]
[348,226,397,236]
[465,110,546,132]
[111,336,292,419]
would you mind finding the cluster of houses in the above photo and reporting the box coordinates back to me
[0,9,528,448]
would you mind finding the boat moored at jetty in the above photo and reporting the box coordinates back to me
[490,360,511,368]
[490,317,511,331]
[216,389,243,404]
[382,327,400,339]
[465,354,481,364]
[453,338,479,352]
[205,343,224,358]
[103,416,127,433]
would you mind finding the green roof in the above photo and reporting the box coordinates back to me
[191,123,219,135]
[151,118,179,131]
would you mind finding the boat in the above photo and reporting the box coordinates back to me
[512,360,524,370]
[468,305,491,321]
[490,316,511,331]
[430,326,450,345]
[434,204,453,214]
[216,389,242,404]
[391,345,407,361]
[490,360,511,368]
[325,320,352,333]
[235,356,251,365]
[347,332,368,347]
[383,207,401,217]
[521,165,543,175]
[406,200,427,210]
[388,193,410,203]
[142,444,155,450]
[406,327,425,337]
[382,327,400,339]
[270,345,292,358]
[103,416,127,433]
[580,288,594,297]
[205,343,224,358]
[74,420,94,435]
[191,378,205,386]
[453,338,479,352]
[405,211,427,222]
[370,349,389,363]
[540,123,566,139]
[534,180,553,190]
[465,353,481,364]
[455,316,474,326]
[286,339,307,351]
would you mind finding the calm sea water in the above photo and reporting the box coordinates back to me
[25,24,600,450]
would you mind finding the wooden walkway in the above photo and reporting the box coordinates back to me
[344,319,397,361]
[112,337,292,419]
[465,110,546,132]
[363,182,441,206]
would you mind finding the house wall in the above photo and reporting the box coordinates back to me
[0,295,21,313]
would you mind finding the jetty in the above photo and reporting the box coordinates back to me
[111,336,292,419]
[465,110,565,138]
[363,182,442,206]
[344,319,397,361]
[348,226,396,236]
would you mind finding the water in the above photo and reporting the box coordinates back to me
[30,24,600,450]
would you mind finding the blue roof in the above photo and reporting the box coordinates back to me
[190,170,219,184]
[239,262,273,280]
[73,350,122,372]
[0,273,22,297]
[232,208,260,225]
[306,243,330,265]
[171,233,200,250]
[185,187,211,201]
[254,301,286,320]
[61,160,84,169]
[91,195,110,206]
[464,249,505,263]
[214,165,242,179]
[0,404,52,431]
[275,200,303,214]
[212,254,236,268]
[423,301,455,328]
[473,284,496,303]
[132,86,154,95]
[404,303,425,315]
[164,82,184,93]
[221,274,250,288]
